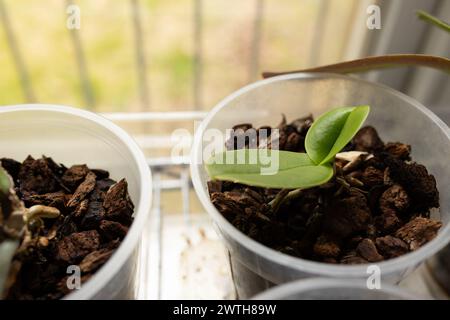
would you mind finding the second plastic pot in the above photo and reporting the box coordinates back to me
[0,104,152,299]
[252,278,420,300]
[191,73,450,298]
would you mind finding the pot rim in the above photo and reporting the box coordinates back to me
[252,277,421,299]
[0,104,152,299]
[191,72,450,278]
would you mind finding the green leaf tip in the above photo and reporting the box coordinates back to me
[305,105,370,165]
[0,167,12,196]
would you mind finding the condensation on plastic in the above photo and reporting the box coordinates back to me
[191,73,450,298]
[0,105,152,300]
[252,278,420,300]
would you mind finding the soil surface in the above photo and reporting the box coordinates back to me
[0,156,134,299]
[208,115,442,264]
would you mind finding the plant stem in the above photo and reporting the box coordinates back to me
[262,54,450,78]
[269,188,304,214]
[417,10,450,33]
[269,189,289,213]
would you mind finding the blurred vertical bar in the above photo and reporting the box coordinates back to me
[193,0,203,110]
[131,0,150,111]
[154,173,162,299]
[0,0,35,102]
[65,0,95,109]
[248,0,264,83]
[308,0,329,67]
[181,169,191,228]
[342,0,373,61]
[339,0,361,60]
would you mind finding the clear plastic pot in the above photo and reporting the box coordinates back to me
[191,73,450,298]
[252,278,420,300]
[426,243,450,296]
[0,104,152,300]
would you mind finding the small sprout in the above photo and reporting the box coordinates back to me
[206,106,370,190]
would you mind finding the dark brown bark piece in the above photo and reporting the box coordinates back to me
[18,156,59,195]
[103,179,134,226]
[211,192,245,221]
[284,132,302,152]
[340,251,369,264]
[313,234,341,258]
[1,157,21,182]
[207,180,223,194]
[367,185,385,216]
[384,157,439,212]
[80,186,105,230]
[352,126,384,153]
[225,124,256,150]
[90,169,110,180]
[385,142,411,160]
[57,215,78,237]
[375,235,409,258]
[356,238,384,262]
[79,248,115,273]
[222,190,263,209]
[379,184,409,215]
[323,190,371,238]
[73,199,89,219]
[55,230,100,264]
[67,171,96,208]
[375,211,401,234]
[61,164,90,191]
[99,220,129,241]
[290,115,313,136]
[96,178,116,192]
[395,217,442,250]
[22,191,67,211]
[361,166,384,188]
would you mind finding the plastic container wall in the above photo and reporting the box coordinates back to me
[191,73,450,298]
[253,278,420,300]
[0,105,152,300]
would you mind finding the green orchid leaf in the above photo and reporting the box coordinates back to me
[205,149,333,189]
[0,168,11,196]
[305,105,370,165]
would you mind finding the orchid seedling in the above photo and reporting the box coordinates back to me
[205,105,370,192]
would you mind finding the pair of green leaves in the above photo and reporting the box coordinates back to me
[205,105,370,189]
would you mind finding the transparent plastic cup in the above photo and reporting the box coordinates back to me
[191,73,450,298]
[0,104,152,300]
[426,243,450,296]
[252,278,420,300]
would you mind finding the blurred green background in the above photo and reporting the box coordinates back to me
[0,0,358,112]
